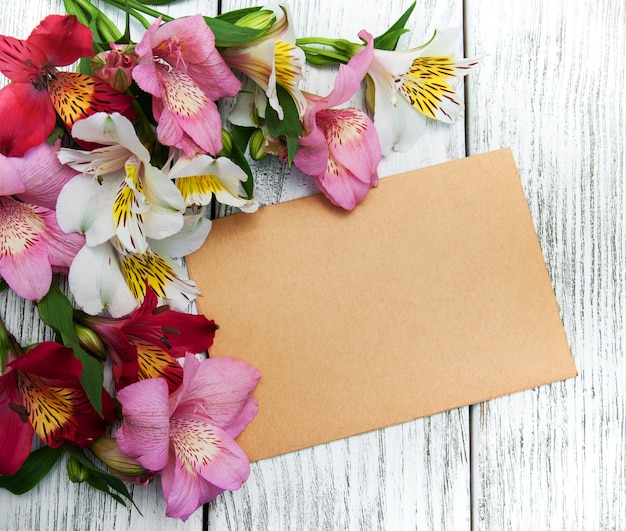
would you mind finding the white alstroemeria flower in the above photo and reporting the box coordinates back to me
[168,154,259,213]
[222,2,307,120]
[57,112,186,254]
[366,28,480,154]
[69,237,200,317]
[148,209,213,258]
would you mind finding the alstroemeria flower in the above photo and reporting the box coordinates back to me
[79,286,218,391]
[222,3,306,120]
[167,153,259,212]
[57,112,186,255]
[294,31,380,210]
[133,15,241,157]
[365,27,480,154]
[116,353,260,521]
[67,237,200,318]
[0,15,133,157]
[0,341,116,475]
[0,141,84,300]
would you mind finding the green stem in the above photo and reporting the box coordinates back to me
[97,0,174,25]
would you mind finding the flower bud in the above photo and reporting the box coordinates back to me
[67,456,90,483]
[218,129,233,158]
[74,324,106,360]
[91,437,152,484]
[91,43,138,92]
[249,128,269,160]
[235,9,276,31]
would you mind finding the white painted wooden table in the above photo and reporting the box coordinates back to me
[1,0,624,529]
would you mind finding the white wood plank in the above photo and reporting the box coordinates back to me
[209,1,471,530]
[465,0,625,528]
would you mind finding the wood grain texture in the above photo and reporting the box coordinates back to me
[465,0,625,529]
[1,0,623,529]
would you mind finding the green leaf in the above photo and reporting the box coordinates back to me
[230,126,256,199]
[374,1,417,51]
[0,446,63,495]
[36,284,104,416]
[264,85,302,165]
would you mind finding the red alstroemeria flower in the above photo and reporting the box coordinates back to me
[79,287,218,392]
[0,342,116,475]
[0,15,134,157]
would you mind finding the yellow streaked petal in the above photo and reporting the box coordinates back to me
[131,338,183,390]
[17,373,83,447]
[175,174,225,206]
[399,57,459,120]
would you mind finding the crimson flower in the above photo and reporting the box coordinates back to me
[78,287,218,392]
[0,342,116,475]
[0,15,134,157]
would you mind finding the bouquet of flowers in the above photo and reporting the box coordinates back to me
[0,0,478,521]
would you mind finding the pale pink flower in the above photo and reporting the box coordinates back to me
[0,141,84,300]
[132,15,241,157]
[294,31,381,210]
[116,353,260,521]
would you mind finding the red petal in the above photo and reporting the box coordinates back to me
[0,34,47,82]
[27,15,93,67]
[0,371,34,475]
[10,341,83,381]
[0,83,56,157]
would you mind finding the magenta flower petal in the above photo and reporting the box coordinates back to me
[0,198,53,300]
[116,377,171,472]
[0,154,25,196]
[10,141,79,210]
[161,453,222,521]
[0,370,34,475]
[171,355,261,436]
[133,15,241,156]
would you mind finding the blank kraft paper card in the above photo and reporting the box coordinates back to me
[186,148,578,461]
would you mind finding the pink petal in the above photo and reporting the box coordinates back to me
[27,15,93,67]
[11,141,79,210]
[0,198,53,300]
[0,83,56,157]
[151,15,215,65]
[158,71,224,155]
[169,415,250,490]
[315,167,373,210]
[325,109,381,185]
[116,378,171,472]
[294,127,329,177]
[171,354,261,434]
[161,452,222,521]
[38,208,84,270]
[0,155,25,196]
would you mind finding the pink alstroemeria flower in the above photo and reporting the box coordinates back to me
[79,287,218,392]
[294,31,381,210]
[0,141,85,300]
[0,341,117,475]
[0,15,134,157]
[133,15,242,157]
[116,353,260,521]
